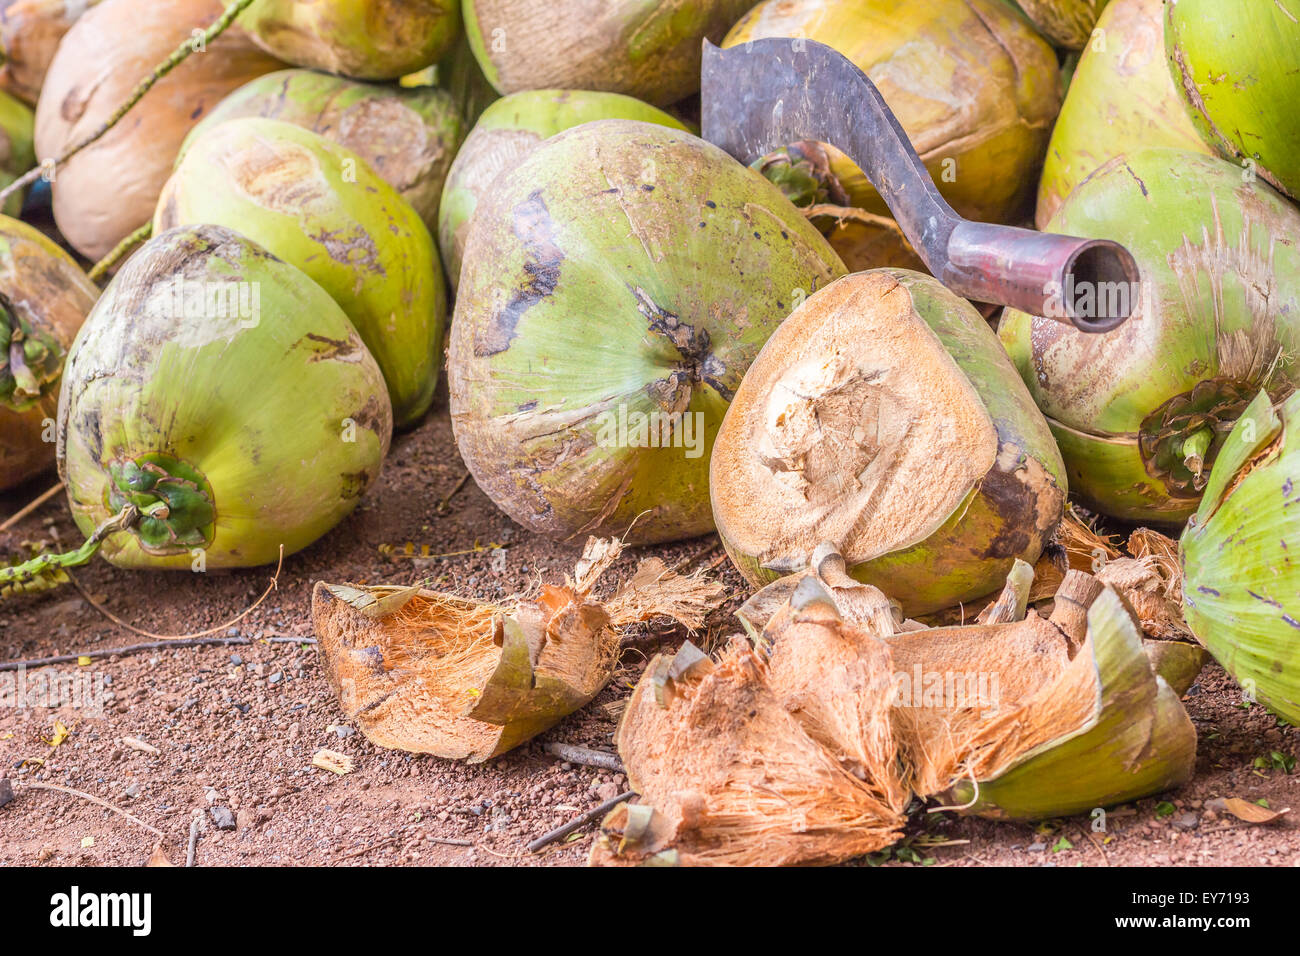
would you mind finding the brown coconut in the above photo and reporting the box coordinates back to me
[0,0,103,105]
[33,0,284,260]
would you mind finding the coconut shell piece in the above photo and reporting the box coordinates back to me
[312,537,723,763]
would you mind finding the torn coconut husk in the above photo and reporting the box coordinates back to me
[601,559,1196,864]
[598,636,905,867]
[311,537,722,763]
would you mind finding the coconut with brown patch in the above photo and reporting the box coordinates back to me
[1001,147,1300,524]
[462,0,754,107]
[240,0,459,81]
[158,117,446,428]
[0,214,97,491]
[181,68,465,233]
[33,0,285,260]
[712,268,1066,617]
[448,119,846,546]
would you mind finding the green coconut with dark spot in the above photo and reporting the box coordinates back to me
[712,269,1066,617]
[54,225,391,573]
[1166,0,1300,200]
[241,0,460,81]
[182,68,465,233]
[157,117,445,428]
[437,88,689,291]
[1000,147,1300,525]
[1181,390,1300,724]
[447,119,846,547]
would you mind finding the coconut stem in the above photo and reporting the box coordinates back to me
[88,222,153,284]
[0,0,256,209]
[0,504,138,597]
[1182,427,1214,488]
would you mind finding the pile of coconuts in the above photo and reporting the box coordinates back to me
[0,0,1297,862]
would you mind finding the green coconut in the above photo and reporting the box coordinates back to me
[462,0,754,107]
[447,119,846,547]
[157,117,445,428]
[39,225,391,580]
[1036,0,1212,228]
[1166,0,1300,200]
[712,269,1066,617]
[1001,147,1300,525]
[240,0,460,81]
[727,0,1062,272]
[0,87,32,217]
[437,89,689,291]
[181,68,465,233]
[0,214,98,492]
[1016,0,1111,49]
[1181,390,1300,724]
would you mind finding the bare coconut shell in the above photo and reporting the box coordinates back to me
[311,537,723,763]
[0,0,103,105]
[33,0,285,260]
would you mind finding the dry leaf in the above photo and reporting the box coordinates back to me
[146,845,175,867]
[311,749,354,775]
[1222,798,1290,825]
[46,721,70,748]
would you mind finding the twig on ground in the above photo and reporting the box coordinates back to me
[427,837,473,847]
[0,629,316,673]
[67,546,283,640]
[186,810,203,867]
[543,742,624,772]
[0,483,63,534]
[436,471,471,515]
[527,790,634,853]
[21,782,163,837]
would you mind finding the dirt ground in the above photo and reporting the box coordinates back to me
[2,388,1298,868]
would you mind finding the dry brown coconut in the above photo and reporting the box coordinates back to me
[33,0,284,259]
[311,536,722,763]
[598,637,904,867]
[0,0,104,105]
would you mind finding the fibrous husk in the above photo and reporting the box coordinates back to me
[311,536,724,763]
[33,0,285,259]
[599,555,1197,864]
[0,0,103,105]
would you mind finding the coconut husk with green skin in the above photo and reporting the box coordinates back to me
[0,214,97,492]
[712,269,1066,617]
[157,117,445,429]
[180,68,465,233]
[33,0,286,261]
[1016,0,1110,49]
[448,119,846,547]
[728,0,1061,271]
[1036,0,1212,228]
[240,0,459,81]
[437,89,689,292]
[0,87,32,218]
[0,0,104,105]
[1000,147,1300,525]
[1181,391,1300,724]
[51,224,391,574]
[596,565,1195,865]
[462,0,754,108]
[311,536,723,763]
[1166,0,1300,201]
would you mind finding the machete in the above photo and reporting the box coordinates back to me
[701,37,1139,333]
